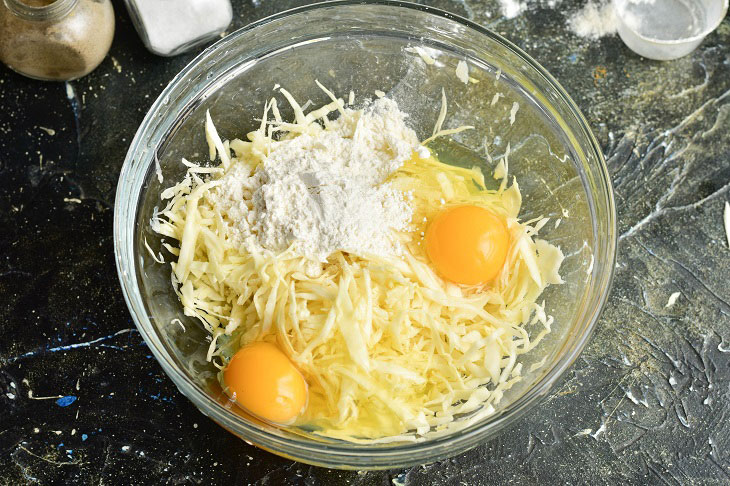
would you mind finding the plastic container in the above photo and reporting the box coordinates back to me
[614,0,729,60]
[0,0,114,81]
[114,1,616,469]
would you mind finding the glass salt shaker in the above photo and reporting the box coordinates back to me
[124,0,233,57]
[0,0,115,81]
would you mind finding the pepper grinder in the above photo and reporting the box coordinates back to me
[0,0,115,81]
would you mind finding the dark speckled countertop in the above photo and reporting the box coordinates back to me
[1,0,729,484]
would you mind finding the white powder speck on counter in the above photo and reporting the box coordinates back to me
[498,0,526,18]
[569,1,618,39]
[212,98,418,262]
[491,0,621,46]
[665,291,681,308]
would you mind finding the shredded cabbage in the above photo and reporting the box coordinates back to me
[151,84,564,441]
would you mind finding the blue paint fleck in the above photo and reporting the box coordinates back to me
[567,53,578,64]
[56,396,77,407]
[58,443,64,448]
[100,344,125,351]
[81,434,88,441]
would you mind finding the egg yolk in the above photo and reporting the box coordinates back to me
[223,342,308,425]
[425,205,509,285]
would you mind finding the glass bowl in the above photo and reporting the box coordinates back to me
[114,0,616,470]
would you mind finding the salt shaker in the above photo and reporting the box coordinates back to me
[124,0,233,57]
[0,0,115,81]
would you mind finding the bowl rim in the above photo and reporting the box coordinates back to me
[114,0,617,468]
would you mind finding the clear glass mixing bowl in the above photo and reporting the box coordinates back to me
[114,1,616,469]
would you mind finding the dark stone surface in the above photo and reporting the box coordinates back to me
[1,0,729,484]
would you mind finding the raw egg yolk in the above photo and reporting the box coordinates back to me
[425,205,509,285]
[223,342,308,425]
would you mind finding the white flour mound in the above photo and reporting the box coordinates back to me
[212,98,419,262]
[494,0,618,42]
[569,1,618,39]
